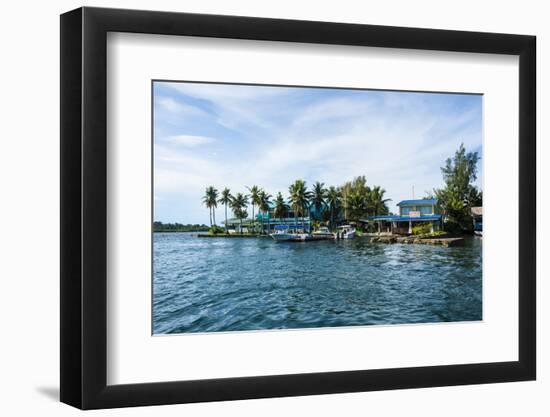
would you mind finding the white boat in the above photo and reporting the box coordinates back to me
[270,230,295,241]
[311,227,334,240]
[270,225,309,242]
[335,225,356,239]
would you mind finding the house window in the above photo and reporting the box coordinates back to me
[419,205,433,215]
[401,206,411,216]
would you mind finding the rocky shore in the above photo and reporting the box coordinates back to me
[369,234,465,247]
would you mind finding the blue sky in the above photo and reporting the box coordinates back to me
[153,81,482,224]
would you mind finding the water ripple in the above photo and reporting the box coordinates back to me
[153,233,482,334]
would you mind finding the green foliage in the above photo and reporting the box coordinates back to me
[274,192,289,219]
[208,225,225,235]
[311,181,327,219]
[434,144,482,233]
[442,218,463,234]
[218,188,233,233]
[153,222,209,232]
[229,193,249,232]
[325,186,341,231]
[202,176,390,232]
[288,179,313,218]
[257,190,272,234]
[412,222,432,235]
[341,176,391,222]
[202,186,219,227]
[247,185,262,232]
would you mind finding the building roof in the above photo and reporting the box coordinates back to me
[471,207,483,216]
[372,214,442,222]
[397,199,437,206]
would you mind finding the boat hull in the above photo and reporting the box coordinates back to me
[271,233,312,242]
[343,231,355,239]
[311,233,334,240]
[271,233,294,242]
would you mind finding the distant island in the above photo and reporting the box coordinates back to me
[153,221,209,232]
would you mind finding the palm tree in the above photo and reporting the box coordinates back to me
[342,176,371,219]
[288,179,312,231]
[346,191,366,223]
[202,186,218,227]
[210,187,219,225]
[247,185,261,234]
[326,186,341,231]
[230,193,249,233]
[258,190,272,234]
[311,181,327,221]
[341,181,352,221]
[274,192,289,221]
[218,188,232,233]
[370,185,391,216]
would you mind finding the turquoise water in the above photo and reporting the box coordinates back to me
[153,233,482,334]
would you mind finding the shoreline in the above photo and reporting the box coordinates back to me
[197,233,269,238]
[154,230,209,233]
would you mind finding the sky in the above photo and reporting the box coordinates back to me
[153,81,482,224]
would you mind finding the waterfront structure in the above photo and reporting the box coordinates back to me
[471,206,482,236]
[225,211,311,234]
[371,199,442,235]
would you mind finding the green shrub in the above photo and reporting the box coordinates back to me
[412,222,432,235]
[443,219,462,234]
[208,225,225,235]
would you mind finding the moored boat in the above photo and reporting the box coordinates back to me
[335,225,356,239]
[311,226,334,240]
[270,225,310,242]
[271,230,294,241]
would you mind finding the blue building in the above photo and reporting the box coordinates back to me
[225,203,312,234]
[371,199,442,235]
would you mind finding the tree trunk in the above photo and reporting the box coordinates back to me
[224,205,228,233]
[252,205,255,234]
[261,212,264,235]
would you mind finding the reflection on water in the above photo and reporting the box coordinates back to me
[153,233,482,334]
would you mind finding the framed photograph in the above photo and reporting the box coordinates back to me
[60,7,536,409]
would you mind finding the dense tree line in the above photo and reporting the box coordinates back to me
[153,222,209,232]
[433,143,483,233]
[202,177,390,233]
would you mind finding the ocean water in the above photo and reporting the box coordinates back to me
[153,233,482,334]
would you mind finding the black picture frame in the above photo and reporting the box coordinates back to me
[60,6,536,410]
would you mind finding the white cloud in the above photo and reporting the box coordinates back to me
[156,96,207,117]
[168,135,215,147]
[165,82,294,132]
[154,83,482,223]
